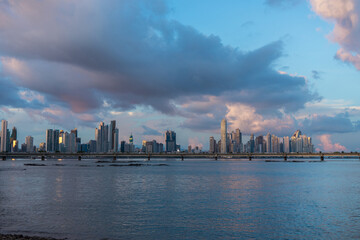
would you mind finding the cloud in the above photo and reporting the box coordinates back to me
[0,74,45,109]
[0,0,318,119]
[310,0,360,70]
[226,103,296,135]
[240,21,254,28]
[312,70,321,79]
[265,0,301,7]
[25,105,100,129]
[301,112,359,134]
[142,125,162,136]
[317,134,347,152]
[188,137,203,149]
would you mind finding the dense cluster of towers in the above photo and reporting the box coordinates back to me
[210,119,314,154]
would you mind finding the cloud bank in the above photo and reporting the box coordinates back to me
[0,1,317,119]
[317,134,347,152]
[310,0,360,70]
[3,0,357,147]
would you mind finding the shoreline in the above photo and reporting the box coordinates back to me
[0,234,65,240]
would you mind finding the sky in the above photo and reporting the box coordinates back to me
[0,0,360,152]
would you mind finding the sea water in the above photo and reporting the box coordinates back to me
[1,158,360,239]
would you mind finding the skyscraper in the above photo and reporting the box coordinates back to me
[53,130,60,152]
[25,136,34,152]
[69,131,76,152]
[46,129,60,152]
[235,128,242,153]
[10,127,17,152]
[209,136,216,153]
[1,120,8,152]
[71,128,78,138]
[94,122,111,152]
[46,129,54,152]
[129,133,133,144]
[109,120,116,152]
[129,133,134,152]
[266,133,272,153]
[6,129,10,152]
[255,135,263,153]
[95,127,101,153]
[165,130,176,152]
[104,125,109,152]
[283,136,290,153]
[95,122,105,152]
[221,118,227,153]
[250,134,255,153]
[114,128,119,152]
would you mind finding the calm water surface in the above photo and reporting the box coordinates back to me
[1,158,360,239]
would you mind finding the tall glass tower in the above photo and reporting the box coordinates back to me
[1,120,8,152]
[221,118,228,154]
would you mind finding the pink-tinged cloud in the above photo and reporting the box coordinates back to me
[24,105,99,129]
[226,103,296,135]
[311,0,360,70]
[317,134,347,152]
[188,137,203,149]
[0,1,318,117]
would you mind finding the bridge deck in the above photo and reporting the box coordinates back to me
[1,152,359,161]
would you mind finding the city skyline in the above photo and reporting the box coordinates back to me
[1,118,321,153]
[0,1,359,152]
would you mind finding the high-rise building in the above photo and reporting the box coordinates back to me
[46,129,54,152]
[266,133,272,153]
[104,125,109,152]
[221,119,227,154]
[209,136,216,153]
[255,135,263,153]
[250,134,255,153]
[69,132,76,153]
[120,141,125,153]
[283,136,290,153]
[25,136,34,152]
[165,130,176,152]
[129,134,133,144]
[288,130,314,153]
[47,129,60,152]
[271,135,280,153]
[145,140,163,153]
[12,140,19,152]
[1,120,8,152]
[39,142,46,152]
[64,132,70,152]
[114,128,119,152]
[71,128,78,138]
[88,140,97,152]
[53,130,60,152]
[6,129,10,152]
[21,143,27,152]
[95,122,109,152]
[235,128,242,153]
[10,127,17,152]
[109,120,117,152]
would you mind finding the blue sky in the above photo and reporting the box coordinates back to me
[0,0,359,152]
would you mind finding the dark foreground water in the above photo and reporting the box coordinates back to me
[1,158,360,239]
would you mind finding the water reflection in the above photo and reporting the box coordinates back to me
[1,159,360,239]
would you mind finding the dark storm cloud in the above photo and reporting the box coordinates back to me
[0,0,318,126]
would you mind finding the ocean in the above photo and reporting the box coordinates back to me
[1,158,360,239]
